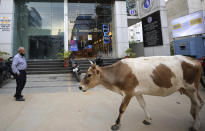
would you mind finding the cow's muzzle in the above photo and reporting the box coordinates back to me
[79,86,86,92]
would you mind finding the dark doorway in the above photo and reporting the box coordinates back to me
[29,36,64,59]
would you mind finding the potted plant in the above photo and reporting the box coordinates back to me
[125,48,132,58]
[130,52,136,58]
[0,51,9,62]
[125,48,136,58]
[57,50,72,67]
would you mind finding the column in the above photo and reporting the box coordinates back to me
[113,0,129,58]
[64,0,68,51]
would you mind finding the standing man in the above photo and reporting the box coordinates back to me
[12,47,27,101]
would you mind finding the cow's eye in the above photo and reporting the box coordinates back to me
[88,74,91,78]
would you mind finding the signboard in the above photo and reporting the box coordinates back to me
[73,36,77,40]
[0,15,13,44]
[126,0,137,16]
[142,11,163,47]
[171,11,205,38]
[70,40,78,51]
[139,0,160,18]
[103,24,111,44]
[129,9,136,16]
[88,35,92,40]
[0,16,11,32]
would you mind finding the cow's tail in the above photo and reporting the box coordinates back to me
[197,82,204,110]
[200,65,205,88]
[198,67,204,109]
[200,77,205,88]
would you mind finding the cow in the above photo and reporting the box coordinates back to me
[79,55,204,131]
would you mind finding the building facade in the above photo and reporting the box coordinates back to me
[0,0,170,59]
[0,0,130,59]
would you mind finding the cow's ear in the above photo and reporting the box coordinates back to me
[89,60,96,65]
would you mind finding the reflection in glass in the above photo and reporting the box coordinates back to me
[68,0,113,58]
[14,0,64,59]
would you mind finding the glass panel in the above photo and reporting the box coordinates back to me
[29,35,64,59]
[52,1,64,32]
[68,0,113,58]
[13,0,64,59]
[27,1,52,15]
[96,4,112,16]
[52,14,64,30]
[52,2,64,15]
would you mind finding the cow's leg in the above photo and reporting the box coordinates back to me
[135,95,152,125]
[111,95,132,131]
[184,89,201,131]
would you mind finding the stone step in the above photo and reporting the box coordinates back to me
[27,62,64,66]
[26,58,121,74]
[28,65,64,68]
[27,67,89,71]
[27,59,64,62]
[26,69,89,74]
[27,61,120,67]
[27,59,120,64]
[26,70,71,74]
[27,68,67,71]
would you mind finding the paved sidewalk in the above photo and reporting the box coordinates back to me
[0,74,205,131]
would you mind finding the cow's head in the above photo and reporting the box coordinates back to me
[79,62,101,92]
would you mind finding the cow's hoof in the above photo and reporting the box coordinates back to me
[111,124,120,131]
[189,127,198,131]
[143,120,151,125]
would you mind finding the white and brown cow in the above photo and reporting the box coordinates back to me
[79,55,204,131]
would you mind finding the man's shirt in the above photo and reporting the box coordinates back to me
[12,53,27,74]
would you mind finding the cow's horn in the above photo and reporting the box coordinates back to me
[89,60,93,64]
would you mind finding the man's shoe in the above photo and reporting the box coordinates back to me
[14,94,23,98]
[16,97,25,101]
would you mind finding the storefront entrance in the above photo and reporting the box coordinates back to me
[13,0,113,59]
[67,0,113,58]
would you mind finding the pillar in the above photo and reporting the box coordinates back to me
[113,0,129,58]
[64,0,68,51]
